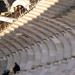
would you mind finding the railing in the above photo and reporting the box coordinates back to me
[0,0,41,32]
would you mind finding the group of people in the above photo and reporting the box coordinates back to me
[14,5,27,17]
[2,62,20,75]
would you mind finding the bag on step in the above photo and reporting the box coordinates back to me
[10,68,13,72]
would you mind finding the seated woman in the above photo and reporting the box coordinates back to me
[13,62,20,74]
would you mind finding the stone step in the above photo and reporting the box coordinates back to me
[46,0,59,2]
[68,13,75,18]
[72,10,75,14]
[62,16,75,23]
[17,28,49,65]
[20,25,56,63]
[38,18,73,56]
[24,22,64,61]
[0,16,15,23]
[25,13,37,18]
[2,36,21,65]
[32,20,72,59]
[56,18,75,28]
[38,1,55,5]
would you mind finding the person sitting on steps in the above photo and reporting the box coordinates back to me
[13,62,20,74]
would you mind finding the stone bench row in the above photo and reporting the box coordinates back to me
[0,11,74,71]
[0,0,75,74]
[15,58,75,75]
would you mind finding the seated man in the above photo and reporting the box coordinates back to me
[13,62,20,74]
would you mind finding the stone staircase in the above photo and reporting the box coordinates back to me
[0,0,75,75]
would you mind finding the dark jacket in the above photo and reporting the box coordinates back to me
[2,70,10,75]
[13,63,20,72]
